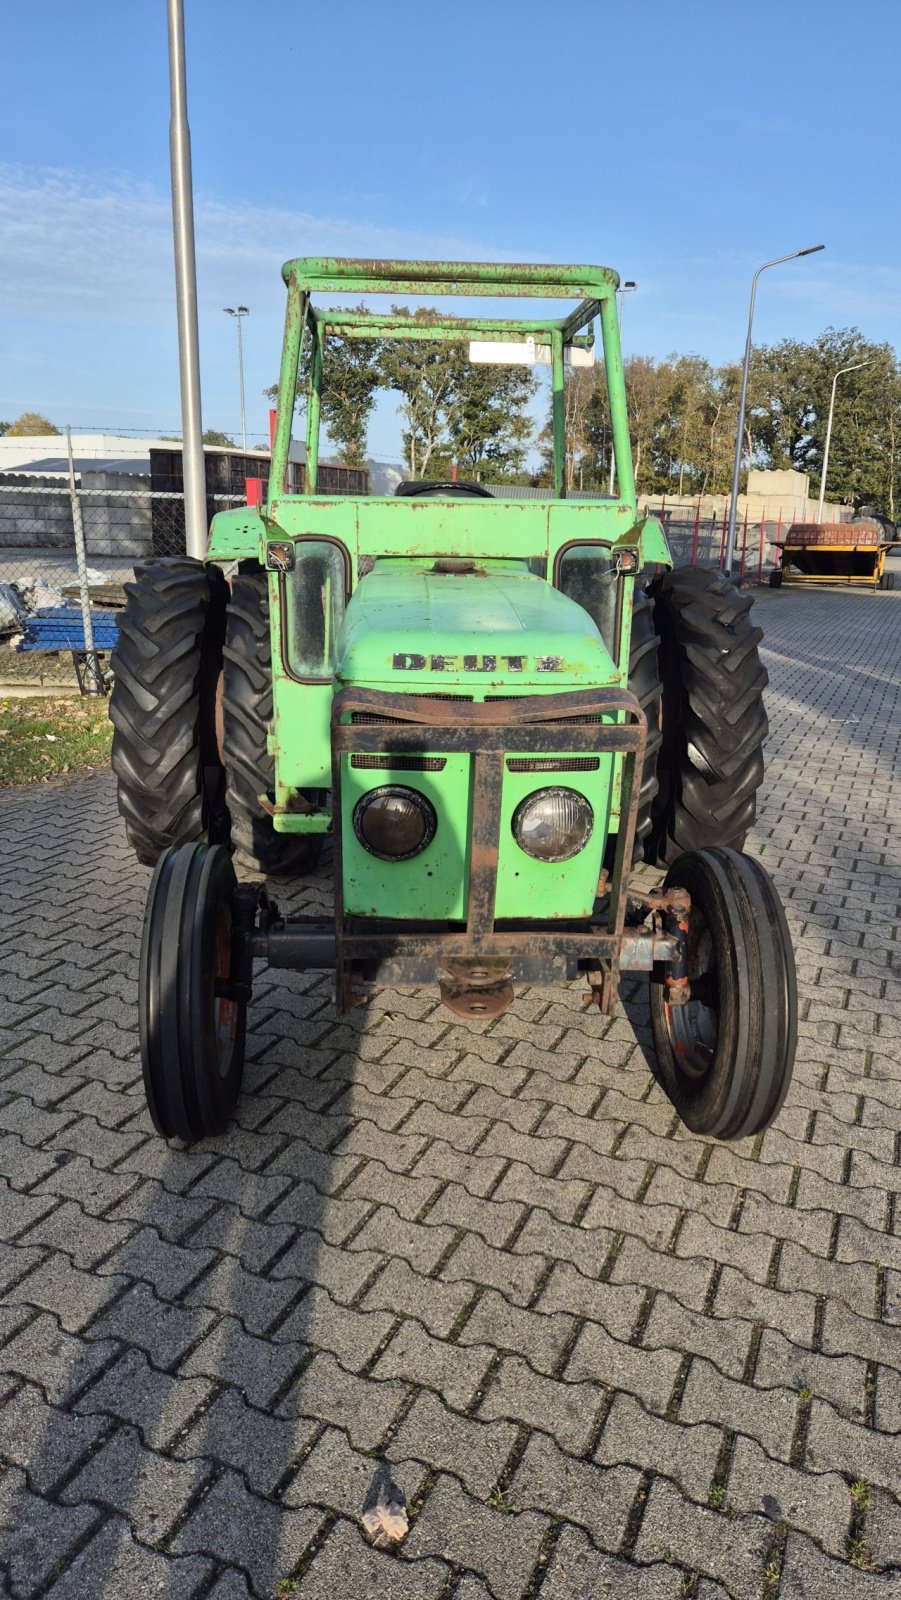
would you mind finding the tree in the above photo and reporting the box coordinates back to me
[6,412,59,436]
[266,304,384,466]
[378,308,460,478]
[446,353,537,478]
[202,429,235,447]
[661,356,718,494]
[748,328,901,510]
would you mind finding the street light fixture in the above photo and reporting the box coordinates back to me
[224,305,250,452]
[724,245,824,575]
[610,281,637,494]
[617,279,637,335]
[817,360,872,523]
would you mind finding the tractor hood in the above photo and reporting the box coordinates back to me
[334,557,618,689]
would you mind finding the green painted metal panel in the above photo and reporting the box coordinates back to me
[494,761,612,919]
[265,495,638,558]
[333,560,619,690]
[205,506,265,561]
[340,756,471,918]
[635,517,672,569]
[270,677,333,793]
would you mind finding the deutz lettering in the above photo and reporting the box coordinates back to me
[392,653,563,672]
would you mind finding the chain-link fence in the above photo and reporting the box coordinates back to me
[0,480,243,693]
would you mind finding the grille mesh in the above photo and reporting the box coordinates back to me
[506,757,600,773]
[350,755,446,772]
[351,694,473,726]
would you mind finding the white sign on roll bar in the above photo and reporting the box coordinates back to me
[468,337,594,368]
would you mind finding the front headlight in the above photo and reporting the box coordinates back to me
[353,785,437,861]
[512,787,593,863]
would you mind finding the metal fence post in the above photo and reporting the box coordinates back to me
[66,428,104,696]
[739,506,749,582]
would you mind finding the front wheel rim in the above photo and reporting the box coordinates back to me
[213,900,239,1078]
[662,910,718,1078]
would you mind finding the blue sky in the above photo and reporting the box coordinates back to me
[2,0,899,459]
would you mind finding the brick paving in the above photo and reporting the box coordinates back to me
[0,584,899,1599]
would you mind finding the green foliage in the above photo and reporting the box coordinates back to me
[267,304,384,467]
[544,328,901,513]
[269,305,536,479]
[6,411,60,436]
[378,307,459,478]
[446,352,537,476]
[202,429,235,447]
[269,306,901,514]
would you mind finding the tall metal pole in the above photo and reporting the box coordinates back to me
[817,360,871,522]
[609,282,636,495]
[724,245,824,575]
[236,313,246,452]
[167,0,207,559]
[225,306,249,452]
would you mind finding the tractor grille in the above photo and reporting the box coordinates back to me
[484,696,604,725]
[351,694,473,726]
[506,757,600,773]
[351,755,446,772]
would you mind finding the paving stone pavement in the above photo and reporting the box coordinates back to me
[0,584,899,1599]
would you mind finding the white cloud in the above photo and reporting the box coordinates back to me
[0,162,520,326]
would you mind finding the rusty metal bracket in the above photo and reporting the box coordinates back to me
[438,958,514,1019]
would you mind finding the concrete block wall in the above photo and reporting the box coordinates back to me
[0,473,154,560]
[0,475,75,550]
[79,473,153,559]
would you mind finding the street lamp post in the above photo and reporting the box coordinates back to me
[609,281,636,494]
[724,245,824,575]
[817,360,871,522]
[167,0,207,560]
[224,306,249,452]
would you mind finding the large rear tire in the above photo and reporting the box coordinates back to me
[139,843,246,1141]
[110,558,228,866]
[647,566,768,867]
[222,565,322,877]
[649,846,796,1140]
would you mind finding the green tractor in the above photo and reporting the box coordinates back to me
[110,258,795,1145]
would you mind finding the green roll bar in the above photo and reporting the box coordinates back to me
[270,258,634,509]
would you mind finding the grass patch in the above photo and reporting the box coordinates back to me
[486,1483,515,1514]
[849,1538,875,1571]
[0,696,112,787]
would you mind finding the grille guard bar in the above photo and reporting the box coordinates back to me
[328,686,647,1013]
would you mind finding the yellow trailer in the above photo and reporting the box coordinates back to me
[771,522,897,590]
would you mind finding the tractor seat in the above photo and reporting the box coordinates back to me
[394,480,494,499]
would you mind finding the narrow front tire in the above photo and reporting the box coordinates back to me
[649,846,796,1140]
[139,843,246,1141]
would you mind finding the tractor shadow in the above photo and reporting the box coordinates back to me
[0,818,413,1597]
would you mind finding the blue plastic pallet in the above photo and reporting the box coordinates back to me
[16,606,119,653]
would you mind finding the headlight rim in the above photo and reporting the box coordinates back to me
[511,785,594,864]
[352,783,438,863]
